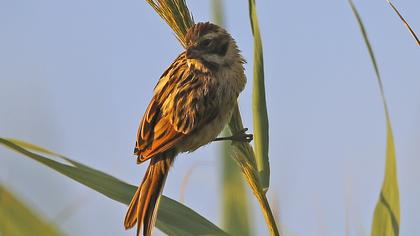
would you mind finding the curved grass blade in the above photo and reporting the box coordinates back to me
[248,0,270,192]
[386,0,420,46]
[0,185,62,236]
[212,1,252,235]
[348,1,400,235]
[0,138,228,236]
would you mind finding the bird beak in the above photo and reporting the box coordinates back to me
[186,48,200,59]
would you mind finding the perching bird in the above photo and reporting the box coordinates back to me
[124,22,251,236]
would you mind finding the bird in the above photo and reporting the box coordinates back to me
[124,22,252,236]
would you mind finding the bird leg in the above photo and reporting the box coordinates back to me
[213,128,253,143]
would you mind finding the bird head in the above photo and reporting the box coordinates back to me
[184,22,243,68]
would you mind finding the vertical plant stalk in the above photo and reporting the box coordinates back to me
[212,1,252,235]
[248,0,270,192]
[348,1,400,236]
[212,0,224,27]
[221,127,253,236]
[143,1,279,235]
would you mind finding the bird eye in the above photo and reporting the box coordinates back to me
[200,39,212,47]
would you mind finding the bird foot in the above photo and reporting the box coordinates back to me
[214,128,253,143]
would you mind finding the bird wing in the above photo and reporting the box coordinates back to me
[134,53,219,162]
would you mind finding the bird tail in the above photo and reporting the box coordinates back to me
[124,153,175,236]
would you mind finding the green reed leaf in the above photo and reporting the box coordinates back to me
[348,1,400,235]
[0,185,62,236]
[0,138,228,236]
[248,0,270,192]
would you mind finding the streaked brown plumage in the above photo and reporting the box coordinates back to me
[124,22,247,236]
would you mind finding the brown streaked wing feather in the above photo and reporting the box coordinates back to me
[134,54,184,160]
[135,99,183,162]
[136,101,159,150]
[140,118,183,159]
[135,52,219,162]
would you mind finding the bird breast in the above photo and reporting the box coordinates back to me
[177,63,246,152]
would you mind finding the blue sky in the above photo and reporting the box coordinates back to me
[1,0,419,235]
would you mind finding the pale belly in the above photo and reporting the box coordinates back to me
[177,101,235,153]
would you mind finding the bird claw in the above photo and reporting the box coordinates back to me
[213,128,253,143]
[230,128,253,143]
